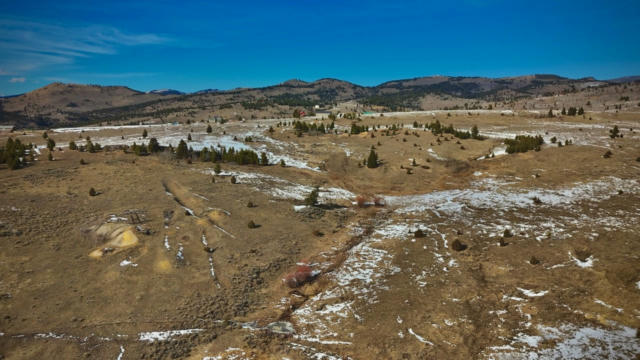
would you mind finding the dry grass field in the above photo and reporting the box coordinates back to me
[1,109,640,359]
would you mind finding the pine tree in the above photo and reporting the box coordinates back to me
[366,149,378,168]
[187,133,192,141]
[69,141,77,150]
[142,129,148,138]
[176,139,189,158]
[561,107,566,115]
[206,125,213,133]
[46,138,56,151]
[214,163,221,174]
[148,138,161,153]
[260,152,269,166]
[548,108,554,118]
[304,186,319,206]
[42,132,48,139]
[609,125,620,139]
[471,125,479,139]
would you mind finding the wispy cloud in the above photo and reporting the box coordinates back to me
[9,77,25,83]
[0,17,170,74]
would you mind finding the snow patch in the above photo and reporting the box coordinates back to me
[138,329,203,342]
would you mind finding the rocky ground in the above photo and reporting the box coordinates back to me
[1,110,639,359]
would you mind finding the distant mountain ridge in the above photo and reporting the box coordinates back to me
[1,74,638,128]
[147,89,185,95]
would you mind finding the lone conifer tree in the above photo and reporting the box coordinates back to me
[304,186,319,206]
[366,149,378,168]
[142,129,148,138]
[260,152,268,166]
[206,125,212,133]
[471,125,479,138]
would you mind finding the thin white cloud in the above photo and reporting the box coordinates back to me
[0,17,170,74]
[9,77,25,83]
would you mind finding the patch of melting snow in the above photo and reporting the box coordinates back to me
[35,332,66,339]
[213,224,235,238]
[163,235,170,250]
[427,148,447,161]
[373,222,414,240]
[202,347,249,360]
[293,205,307,212]
[488,323,640,359]
[594,299,623,313]
[636,281,640,290]
[119,259,138,267]
[288,342,342,360]
[517,288,548,297]
[138,329,203,342]
[568,251,595,268]
[176,243,184,262]
[181,206,196,217]
[193,193,209,201]
[116,345,125,360]
[207,169,354,203]
[107,215,128,223]
[292,231,400,343]
[408,328,434,345]
[477,145,508,160]
[293,334,352,345]
[386,177,638,216]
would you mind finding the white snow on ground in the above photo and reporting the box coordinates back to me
[107,215,128,223]
[637,281,640,290]
[119,259,138,267]
[60,122,322,171]
[427,148,447,161]
[181,206,196,217]
[487,323,640,359]
[53,124,170,133]
[594,299,623,313]
[568,252,595,268]
[288,342,343,360]
[205,170,354,203]
[176,243,184,261]
[208,255,220,288]
[116,345,125,360]
[202,347,249,360]
[138,329,203,342]
[408,328,434,345]
[477,145,508,160]
[385,177,638,216]
[517,288,548,297]
[292,227,401,344]
[163,235,170,250]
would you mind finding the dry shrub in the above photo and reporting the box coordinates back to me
[283,261,315,288]
[373,196,385,207]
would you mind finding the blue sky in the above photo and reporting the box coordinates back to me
[1,0,639,95]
